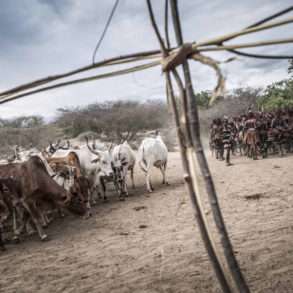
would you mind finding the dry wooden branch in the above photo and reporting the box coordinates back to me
[0,61,160,104]
[190,53,226,105]
[170,1,250,292]
[0,50,161,98]
[147,1,233,292]
[199,37,293,52]
[0,8,292,104]
[224,6,293,59]
[194,16,293,47]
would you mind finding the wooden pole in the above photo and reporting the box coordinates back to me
[169,1,251,292]
[146,0,233,292]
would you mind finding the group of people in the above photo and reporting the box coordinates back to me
[209,109,293,166]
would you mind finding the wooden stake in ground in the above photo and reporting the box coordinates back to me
[169,0,251,292]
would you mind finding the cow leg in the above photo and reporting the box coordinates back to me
[100,179,107,201]
[123,181,128,197]
[122,168,129,197]
[0,225,5,251]
[279,143,284,156]
[83,188,92,218]
[130,167,135,189]
[114,179,123,200]
[21,200,48,241]
[145,165,153,193]
[160,163,168,184]
[36,203,49,228]
[13,205,27,240]
[0,200,7,250]
[39,211,49,228]
[12,206,18,238]
[16,205,36,237]
[91,187,98,204]
[85,198,92,218]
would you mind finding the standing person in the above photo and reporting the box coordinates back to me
[244,111,258,159]
[210,118,224,160]
[222,116,233,166]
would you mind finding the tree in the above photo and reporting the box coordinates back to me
[257,79,293,110]
[4,115,44,128]
[195,91,211,109]
[55,100,169,142]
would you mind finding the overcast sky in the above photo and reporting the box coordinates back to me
[0,0,292,119]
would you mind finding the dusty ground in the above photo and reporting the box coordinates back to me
[1,151,293,293]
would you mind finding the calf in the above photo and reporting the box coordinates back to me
[112,141,136,198]
[138,132,168,192]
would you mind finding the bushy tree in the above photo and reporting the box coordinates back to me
[0,115,44,128]
[257,79,293,110]
[56,100,169,142]
[195,91,211,109]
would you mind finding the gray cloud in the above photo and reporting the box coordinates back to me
[0,0,292,119]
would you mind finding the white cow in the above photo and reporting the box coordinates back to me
[52,139,114,202]
[138,132,168,192]
[83,141,114,201]
[45,140,70,156]
[112,141,136,197]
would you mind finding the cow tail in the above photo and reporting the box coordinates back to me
[139,145,147,173]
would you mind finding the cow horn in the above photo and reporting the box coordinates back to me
[108,143,114,152]
[86,136,100,156]
[55,139,61,149]
[92,138,96,150]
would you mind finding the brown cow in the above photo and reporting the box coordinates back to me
[0,183,9,251]
[46,152,91,217]
[45,151,82,177]
[0,156,72,241]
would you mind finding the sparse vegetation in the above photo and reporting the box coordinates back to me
[56,100,170,142]
[1,59,292,155]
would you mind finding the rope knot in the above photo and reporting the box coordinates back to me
[161,43,193,72]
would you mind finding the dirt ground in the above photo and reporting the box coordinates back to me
[1,151,293,293]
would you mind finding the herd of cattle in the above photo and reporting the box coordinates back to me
[0,132,168,250]
[209,109,293,165]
